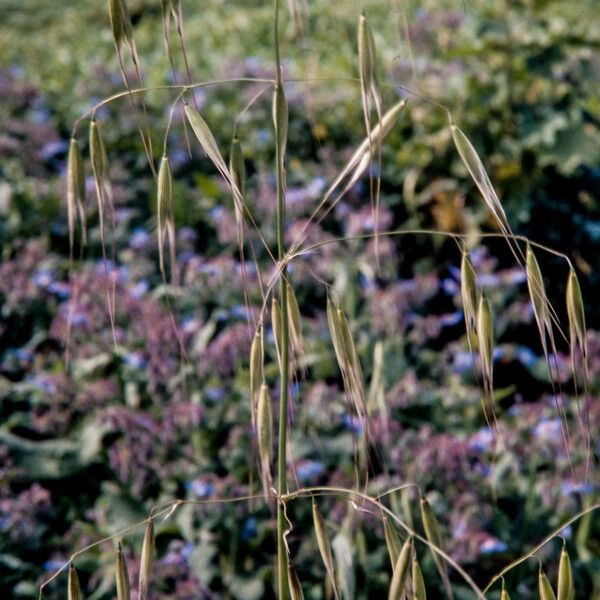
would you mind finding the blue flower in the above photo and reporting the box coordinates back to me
[297,460,326,483]
[480,538,508,554]
[241,517,257,540]
[343,414,363,434]
[186,479,215,498]
[124,353,147,370]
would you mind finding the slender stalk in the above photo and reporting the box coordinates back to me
[273,1,289,598]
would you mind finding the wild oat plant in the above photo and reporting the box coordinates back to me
[43,0,598,598]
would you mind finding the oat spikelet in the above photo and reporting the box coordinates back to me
[420,497,454,600]
[272,82,289,170]
[68,564,81,600]
[412,558,427,600]
[89,118,117,342]
[229,135,245,224]
[157,155,175,282]
[539,568,557,600]
[66,137,87,257]
[184,104,244,220]
[257,383,273,501]
[388,537,412,600]
[566,267,587,361]
[272,296,283,369]
[501,580,511,600]
[312,500,339,600]
[526,244,551,356]
[450,120,521,264]
[286,281,304,367]
[477,293,495,423]
[557,545,573,600]
[460,250,478,334]
[249,325,264,429]
[116,541,131,600]
[108,0,132,48]
[383,516,402,569]
[288,563,305,600]
[138,520,155,600]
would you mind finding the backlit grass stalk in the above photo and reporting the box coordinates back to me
[273,1,290,598]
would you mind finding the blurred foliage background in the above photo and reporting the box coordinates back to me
[1,0,600,598]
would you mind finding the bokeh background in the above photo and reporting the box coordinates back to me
[1,0,600,598]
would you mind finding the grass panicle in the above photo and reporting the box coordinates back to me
[249,325,265,429]
[287,564,305,600]
[286,280,304,367]
[383,515,402,568]
[539,567,557,600]
[566,267,587,361]
[257,383,273,499]
[526,244,552,357]
[557,545,573,600]
[272,296,283,368]
[68,564,81,600]
[460,250,478,333]
[157,155,175,282]
[108,0,132,48]
[388,536,412,600]
[138,520,155,600]
[116,541,131,600]
[66,137,87,257]
[450,120,514,250]
[229,135,246,223]
[272,82,289,171]
[312,500,339,599]
[412,557,427,600]
[420,496,454,600]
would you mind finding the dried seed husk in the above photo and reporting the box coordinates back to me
[566,267,586,357]
[288,564,305,600]
[116,541,131,600]
[312,500,338,597]
[249,325,264,428]
[460,251,478,330]
[420,497,453,600]
[383,516,402,568]
[68,563,81,600]
[557,546,573,600]
[272,82,288,166]
[412,558,427,600]
[257,383,273,463]
[138,520,155,600]
[388,537,412,600]
[67,137,87,253]
[539,568,557,600]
